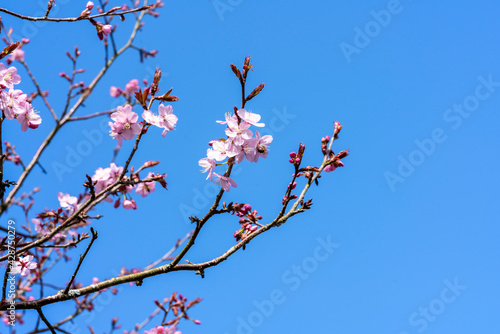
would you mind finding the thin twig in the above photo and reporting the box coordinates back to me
[144,230,193,270]
[36,308,56,334]
[63,228,98,295]
[67,110,114,121]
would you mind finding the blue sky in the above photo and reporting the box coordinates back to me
[2,0,500,333]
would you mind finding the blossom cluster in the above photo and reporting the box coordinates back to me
[231,203,262,241]
[0,59,41,132]
[108,103,177,147]
[110,78,140,98]
[198,109,273,191]
[91,162,159,210]
[144,325,181,334]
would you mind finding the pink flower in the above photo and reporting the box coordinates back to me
[123,199,137,210]
[198,155,216,180]
[208,140,239,161]
[142,109,157,125]
[212,173,237,192]
[57,192,78,211]
[32,218,48,236]
[92,163,124,195]
[0,63,21,88]
[86,1,94,10]
[143,104,178,137]
[102,24,113,36]
[109,86,122,97]
[92,167,112,193]
[247,131,272,162]
[135,173,156,197]
[236,109,265,127]
[6,48,25,65]
[10,255,37,277]
[324,160,344,172]
[144,325,181,334]
[157,104,178,136]
[17,103,41,131]
[109,105,141,147]
[225,117,252,146]
[125,79,139,96]
[235,137,257,164]
[0,89,28,119]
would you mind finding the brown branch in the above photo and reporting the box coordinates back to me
[0,6,154,22]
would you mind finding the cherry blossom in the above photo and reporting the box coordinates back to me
[57,192,78,212]
[109,104,141,146]
[198,155,216,180]
[324,160,344,173]
[208,140,239,161]
[212,173,237,192]
[144,325,181,334]
[0,63,21,88]
[6,48,25,65]
[225,117,252,146]
[143,104,178,137]
[17,103,41,131]
[10,255,37,277]
[136,173,156,197]
[102,24,113,37]
[123,198,138,210]
[32,218,49,236]
[247,131,272,162]
[236,109,265,127]
[234,137,257,164]
[157,104,178,136]
[110,86,122,97]
[0,89,28,119]
[125,79,139,95]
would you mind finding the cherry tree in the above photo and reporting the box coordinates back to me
[0,1,348,333]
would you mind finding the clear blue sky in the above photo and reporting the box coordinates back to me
[2,1,500,333]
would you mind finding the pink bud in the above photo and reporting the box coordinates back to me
[289,152,297,158]
[109,86,122,97]
[243,204,251,212]
[86,1,94,10]
[123,199,137,210]
[102,24,112,36]
[21,38,30,44]
[288,158,294,164]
